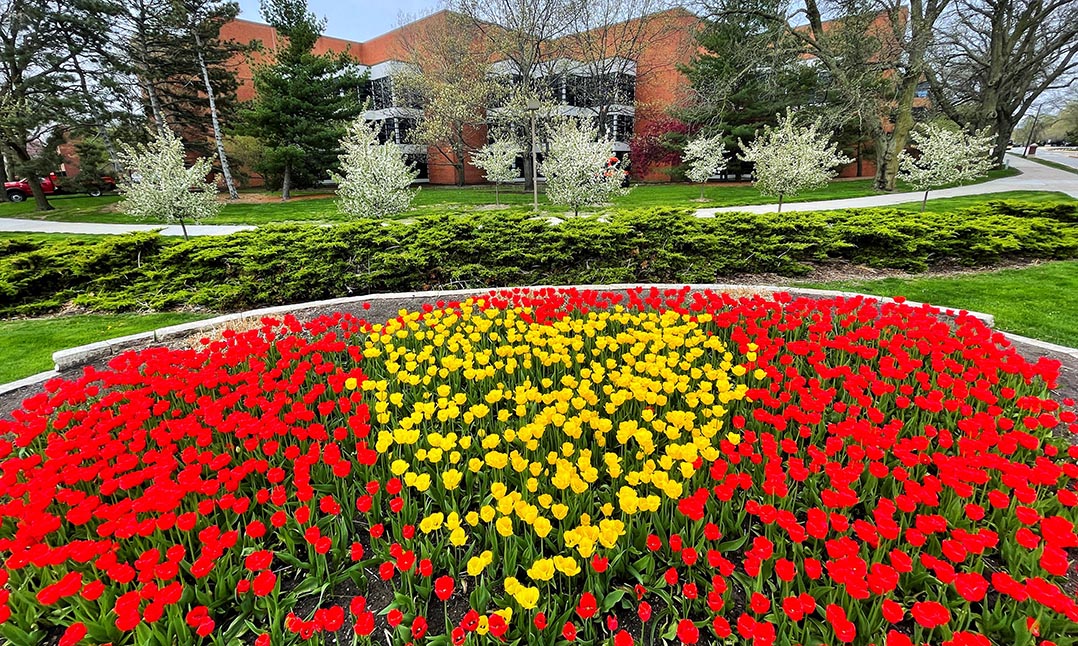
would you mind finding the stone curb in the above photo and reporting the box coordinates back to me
[4,283,1071,395]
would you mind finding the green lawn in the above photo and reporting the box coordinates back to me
[815,190,1078,214]
[0,167,1019,226]
[800,261,1078,348]
[0,313,211,384]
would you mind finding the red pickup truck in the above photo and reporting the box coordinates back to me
[4,173,116,202]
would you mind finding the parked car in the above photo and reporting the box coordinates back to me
[4,172,116,202]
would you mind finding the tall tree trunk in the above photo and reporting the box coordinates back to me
[281,161,292,201]
[991,115,1015,166]
[494,182,500,206]
[0,153,7,202]
[454,162,465,186]
[873,86,917,193]
[146,80,168,136]
[522,155,534,192]
[193,28,239,200]
[921,190,929,212]
[10,144,53,211]
[178,215,189,240]
[777,193,784,213]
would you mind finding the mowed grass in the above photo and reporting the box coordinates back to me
[3,261,1076,385]
[800,261,1078,348]
[813,190,1078,214]
[0,313,212,384]
[0,168,1020,225]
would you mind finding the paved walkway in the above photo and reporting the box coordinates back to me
[694,153,1078,216]
[1036,147,1078,171]
[0,219,255,237]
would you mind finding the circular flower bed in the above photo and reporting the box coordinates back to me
[1,287,1077,646]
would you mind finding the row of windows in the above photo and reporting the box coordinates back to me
[374,117,417,145]
[548,73,636,108]
[370,112,633,148]
[365,71,636,111]
[360,77,423,111]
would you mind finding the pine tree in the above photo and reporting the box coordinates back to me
[239,0,366,200]
[684,16,823,180]
[0,0,120,210]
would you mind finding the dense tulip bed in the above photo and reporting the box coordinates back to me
[1,287,1077,646]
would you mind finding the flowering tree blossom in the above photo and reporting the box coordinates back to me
[471,134,521,206]
[683,133,728,199]
[541,118,630,216]
[738,110,852,212]
[117,128,220,240]
[331,117,419,219]
[899,123,995,211]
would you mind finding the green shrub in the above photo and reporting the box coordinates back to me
[2,201,1076,317]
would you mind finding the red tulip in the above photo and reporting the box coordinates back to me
[434,575,455,601]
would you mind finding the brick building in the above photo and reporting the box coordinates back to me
[219,9,702,185]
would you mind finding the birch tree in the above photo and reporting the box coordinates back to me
[541,119,629,216]
[898,123,994,211]
[178,0,240,199]
[117,129,221,240]
[331,118,419,219]
[738,110,851,212]
[682,133,727,199]
[471,135,521,206]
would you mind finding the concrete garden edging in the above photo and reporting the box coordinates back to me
[3,284,1076,397]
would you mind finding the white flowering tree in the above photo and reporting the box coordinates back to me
[899,123,995,211]
[117,128,220,240]
[471,134,521,206]
[331,117,419,219]
[738,110,852,213]
[541,118,630,216]
[683,133,728,199]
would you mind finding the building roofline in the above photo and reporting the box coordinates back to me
[229,6,701,50]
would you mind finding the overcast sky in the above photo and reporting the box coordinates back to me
[235,0,443,41]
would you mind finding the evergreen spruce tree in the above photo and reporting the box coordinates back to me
[239,0,366,200]
[683,16,822,180]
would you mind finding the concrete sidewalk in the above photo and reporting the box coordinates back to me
[0,219,255,237]
[694,153,1078,216]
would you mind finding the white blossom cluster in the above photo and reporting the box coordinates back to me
[541,119,629,215]
[899,123,995,206]
[117,129,221,236]
[332,118,419,219]
[739,111,852,211]
[471,135,521,205]
[683,134,728,186]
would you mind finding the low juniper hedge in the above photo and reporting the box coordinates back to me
[1,287,1077,646]
[1,200,1076,317]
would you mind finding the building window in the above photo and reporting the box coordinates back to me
[362,77,395,110]
[605,114,635,142]
[915,81,929,98]
[370,117,419,145]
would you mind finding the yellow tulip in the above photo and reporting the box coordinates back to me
[514,586,540,610]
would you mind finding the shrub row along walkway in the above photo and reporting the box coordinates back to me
[696,153,1078,216]
[1,154,1075,237]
